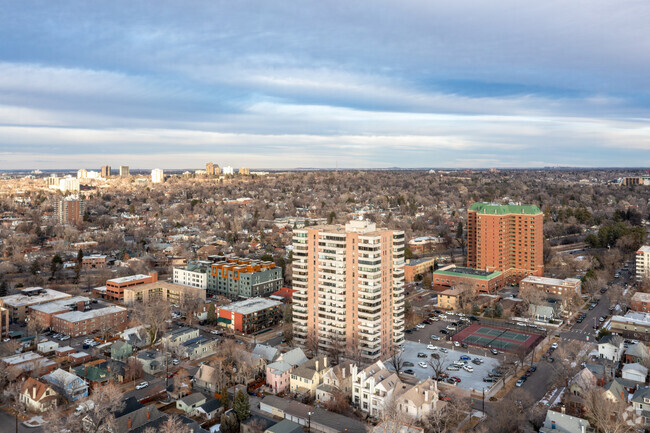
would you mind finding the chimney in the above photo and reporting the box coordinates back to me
[561,406,565,414]
[324,357,328,369]
[315,360,319,371]
[127,417,132,429]
[146,411,150,420]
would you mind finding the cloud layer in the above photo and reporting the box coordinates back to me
[0,0,649,169]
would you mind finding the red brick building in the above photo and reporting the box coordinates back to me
[105,272,157,301]
[82,255,106,269]
[51,306,128,337]
[631,292,650,313]
[467,203,543,284]
[215,298,282,334]
[29,296,91,329]
[432,265,504,294]
[519,276,581,297]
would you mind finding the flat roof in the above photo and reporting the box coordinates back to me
[1,351,43,364]
[54,306,126,323]
[1,288,71,307]
[30,296,91,314]
[107,274,150,284]
[521,276,581,286]
[434,266,501,280]
[405,257,437,266]
[469,202,541,215]
[632,292,650,303]
[638,246,650,253]
[84,254,107,259]
[612,311,650,326]
[220,297,282,315]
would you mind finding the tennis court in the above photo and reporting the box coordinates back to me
[452,323,544,353]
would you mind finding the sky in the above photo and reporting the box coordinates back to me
[1,1,649,170]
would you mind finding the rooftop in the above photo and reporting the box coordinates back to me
[0,288,71,307]
[612,311,650,326]
[1,351,44,364]
[469,202,541,215]
[29,296,90,314]
[521,275,581,286]
[632,292,650,304]
[434,266,501,280]
[107,274,151,284]
[405,257,437,266]
[54,306,126,323]
[220,297,282,315]
[638,246,650,253]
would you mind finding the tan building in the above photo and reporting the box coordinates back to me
[292,220,405,361]
[82,254,106,269]
[101,165,111,178]
[239,167,250,175]
[123,280,206,306]
[0,288,71,323]
[404,257,437,283]
[51,306,128,337]
[519,276,581,297]
[105,273,158,301]
[467,202,544,283]
[437,287,466,310]
[637,246,650,283]
[206,162,221,176]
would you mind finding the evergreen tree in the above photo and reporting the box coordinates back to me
[220,387,229,409]
[207,304,216,324]
[219,413,239,433]
[0,280,8,297]
[233,390,251,421]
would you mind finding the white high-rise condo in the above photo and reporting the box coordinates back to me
[292,220,405,362]
[151,168,164,183]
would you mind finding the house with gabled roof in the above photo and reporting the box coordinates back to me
[625,342,650,364]
[290,355,328,397]
[19,377,59,413]
[603,378,629,403]
[316,360,353,403]
[266,348,308,395]
[539,409,593,433]
[352,360,405,418]
[396,378,443,421]
[599,335,624,362]
[622,362,648,384]
[42,368,88,401]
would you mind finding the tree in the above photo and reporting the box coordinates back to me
[207,303,217,324]
[582,385,638,433]
[328,211,336,224]
[133,298,170,345]
[387,346,405,377]
[422,395,470,433]
[220,412,240,433]
[80,383,126,433]
[124,357,144,383]
[233,390,251,421]
[49,254,63,281]
[428,353,448,380]
[29,259,40,276]
[0,280,8,297]
[220,386,230,409]
[323,390,350,414]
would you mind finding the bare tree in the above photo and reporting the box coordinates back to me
[423,395,470,433]
[428,352,448,380]
[80,383,126,433]
[582,386,638,433]
[133,298,171,346]
[386,346,405,378]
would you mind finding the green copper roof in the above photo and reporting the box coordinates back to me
[469,202,541,215]
[433,267,501,280]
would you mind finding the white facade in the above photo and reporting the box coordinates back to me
[222,166,234,175]
[77,169,87,179]
[59,177,80,193]
[173,267,208,289]
[351,360,403,418]
[637,246,650,282]
[151,168,164,183]
[598,336,624,362]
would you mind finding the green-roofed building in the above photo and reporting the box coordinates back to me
[433,265,505,294]
[467,202,544,284]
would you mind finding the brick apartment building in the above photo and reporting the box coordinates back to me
[29,296,91,329]
[208,257,282,299]
[404,257,437,283]
[123,281,206,306]
[408,236,444,255]
[631,292,650,313]
[51,306,128,337]
[467,202,544,284]
[519,276,581,297]
[82,255,106,269]
[55,197,85,225]
[105,272,158,301]
[0,288,72,323]
[215,297,282,334]
[432,265,504,294]
[0,307,8,339]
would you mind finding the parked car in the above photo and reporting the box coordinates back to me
[451,377,461,383]
[60,335,70,341]
[447,365,460,371]
[427,344,437,350]
[472,358,483,365]
[430,335,441,341]
[403,369,415,375]
[459,355,471,360]
[515,378,526,387]
[416,324,425,329]
[463,365,474,372]
[135,382,149,390]
[491,348,498,355]
[439,348,448,353]
[453,341,460,347]
[440,329,449,335]
[483,377,496,383]
[446,325,457,331]
[404,361,414,367]
[551,342,558,350]
[418,362,428,368]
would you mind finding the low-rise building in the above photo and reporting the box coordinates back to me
[51,306,128,337]
[622,363,648,384]
[82,255,107,269]
[29,296,90,329]
[176,392,207,416]
[611,311,650,342]
[193,364,220,393]
[404,257,438,283]
[520,276,582,297]
[1,351,57,375]
[290,356,328,397]
[173,262,210,290]
[20,378,59,413]
[162,327,200,348]
[395,378,441,421]
[432,265,504,294]
[351,360,404,418]
[631,292,650,313]
[539,410,592,433]
[136,349,166,375]
[598,335,624,362]
[408,237,443,255]
[110,340,133,361]
[123,280,206,306]
[42,368,88,401]
[178,336,216,360]
[437,287,466,310]
[0,288,71,322]
[105,273,158,301]
[266,348,309,394]
[625,342,650,364]
[316,361,353,403]
[216,297,282,334]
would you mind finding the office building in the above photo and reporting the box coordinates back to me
[77,169,87,179]
[55,196,85,225]
[123,280,206,306]
[467,202,543,283]
[0,288,72,322]
[215,297,282,334]
[101,165,111,178]
[105,273,158,301]
[223,166,234,175]
[119,165,130,177]
[519,275,581,297]
[207,257,283,299]
[637,246,650,282]
[151,168,164,183]
[292,220,405,362]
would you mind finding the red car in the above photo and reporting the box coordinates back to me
[451,376,461,383]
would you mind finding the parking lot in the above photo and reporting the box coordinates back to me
[398,340,501,392]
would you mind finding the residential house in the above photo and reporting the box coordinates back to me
[352,360,404,418]
[136,349,166,375]
[566,368,597,411]
[19,378,59,413]
[539,409,593,433]
[266,348,308,395]
[290,355,328,397]
[529,303,559,322]
[253,344,280,371]
[622,363,648,384]
[42,368,88,402]
[195,399,222,420]
[74,365,112,388]
[37,340,58,354]
[163,327,200,349]
[194,364,220,394]
[265,419,303,433]
[241,414,277,433]
[111,340,133,361]
[396,379,442,421]
[316,361,353,403]
[625,342,650,364]
[598,335,624,362]
[603,378,629,403]
[176,392,207,416]
[632,387,650,427]
[179,336,216,360]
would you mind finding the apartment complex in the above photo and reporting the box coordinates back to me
[432,265,504,294]
[0,288,72,322]
[173,262,210,289]
[119,165,129,176]
[637,246,650,282]
[292,220,405,362]
[208,258,282,299]
[519,276,581,297]
[105,273,158,301]
[51,306,128,337]
[82,254,106,269]
[215,297,282,334]
[206,162,221,176]
[151,168,164,183]
[29,296,91,328]
[123,281,206,306]
[631,292,650,313]
[467,202,543,283]
[101,165,111,178]
[55,196,85,225]
[408,236,443,255]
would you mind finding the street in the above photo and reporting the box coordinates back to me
[0,409,43,433]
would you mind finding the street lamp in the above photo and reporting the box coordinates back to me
[307,411,313,432]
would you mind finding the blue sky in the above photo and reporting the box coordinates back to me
[0,1,649,169]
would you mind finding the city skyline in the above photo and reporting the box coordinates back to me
[1,1,649,169]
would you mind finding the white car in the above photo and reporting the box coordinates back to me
[446,325,457,331]
[60,335,70,341]
[463,365,474,372]
[210,330,220,335]
[430,335,441,341]
[447,365,460,371]
[135,382,149,390]
[416,324,426,329]
[551,342,559,349]
[453,341,460,347]
[427,344,437,350]
[453,360,466,367]
[418,362,428,368]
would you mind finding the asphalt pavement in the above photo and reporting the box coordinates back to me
[0,410,42,433]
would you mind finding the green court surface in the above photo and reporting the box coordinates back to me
[500,331,530,342]
[474,327,504,337]
[463,334,518,350]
